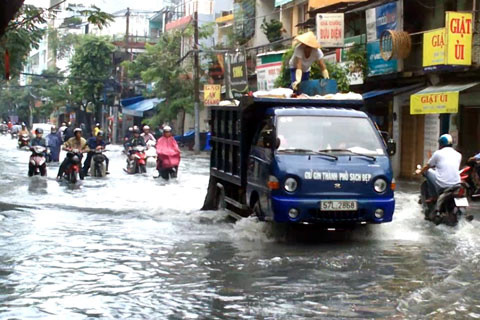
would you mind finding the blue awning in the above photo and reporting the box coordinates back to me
[122,98,165,117]
[121,96,144,107]
[363,84,426,100]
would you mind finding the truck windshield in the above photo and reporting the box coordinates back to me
[276,116,385,155]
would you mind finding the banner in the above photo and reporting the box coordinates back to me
[256,51,285,91]
[423,28,446,67]
[316,13,344,48]
[410,91,459,115]
[366,0,403,76]
[446,11,472,65]
[203,85,221,106]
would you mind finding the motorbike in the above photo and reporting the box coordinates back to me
[126,145,147,174]
[18,134,30,149]
[29,145,47,176]
[145,140,157,167]
[459,159,480,201]
[90,148,107,178]
[156,146,181,181]
[11,132,18,140]
[63,150,83,183]
[417,165,472,226]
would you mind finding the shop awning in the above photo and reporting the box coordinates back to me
[122,98,165,117]
[410,82,480,115]
[121,96,144,107]
[363,83,425,100]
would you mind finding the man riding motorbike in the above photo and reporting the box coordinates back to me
[418,134,462,202]
[155,126,181,180]
[28,128,48,176]
[127,128,146,149]
[141,125,156,144]
[83,130,109,176]
[19,123,29,136]
[57,128,89,180]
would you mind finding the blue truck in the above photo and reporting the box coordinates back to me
[202,96,397,227]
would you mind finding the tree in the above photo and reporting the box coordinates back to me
[261,18,284,50]
[69,35,115,122]
[124,24,214,130]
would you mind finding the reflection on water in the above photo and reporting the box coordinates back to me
[0,136,479,318]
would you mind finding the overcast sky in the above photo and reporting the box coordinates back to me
[24,0,163,13]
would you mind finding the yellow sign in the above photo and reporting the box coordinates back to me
[203,84,221,106]
[410,91,459,114]
[423,28,446,67]
[446,11,472,65]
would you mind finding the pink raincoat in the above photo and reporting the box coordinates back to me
[156,136,181,168]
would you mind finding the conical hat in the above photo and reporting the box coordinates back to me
[294,31,321,49]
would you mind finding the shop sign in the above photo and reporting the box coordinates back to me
[256,51,284,91]
[230,60,248,94]
[365,0,403,76]
[423,28,446,67]
[316,13,344,48]
[446,11,472,65]
[203,85,221,106]
[410,92,459,115]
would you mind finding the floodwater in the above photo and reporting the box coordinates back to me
[0,135,479,319]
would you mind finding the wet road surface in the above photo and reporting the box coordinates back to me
[0,135,479,319]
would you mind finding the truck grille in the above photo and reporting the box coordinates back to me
[308,209,364,223]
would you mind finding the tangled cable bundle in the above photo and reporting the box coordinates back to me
[380,30,412,60]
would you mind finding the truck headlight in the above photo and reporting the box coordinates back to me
[374,178,387,193]
[284,177,298,192]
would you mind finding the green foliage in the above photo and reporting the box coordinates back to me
[30,68,70,120]
[261,18,283,49]
[345,44,367,80]
[66,5,114,30]
[124,26,213,128]
[0,5,46,80]
[274,48,294,88]
[69,35,115,114]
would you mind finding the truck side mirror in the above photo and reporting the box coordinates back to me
[387,138,396,156]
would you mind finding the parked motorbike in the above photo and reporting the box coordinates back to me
[18,134,30,149]
[417,165,472,226]
[126,145,147,174]
[63,150,83,183]
[29,145,47,176]
[90,148,107,178]
[459,159,480,201]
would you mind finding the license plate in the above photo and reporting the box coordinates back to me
[320,200,358,211]
[454,197,469,207]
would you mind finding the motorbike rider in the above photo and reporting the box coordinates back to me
[28,128,48,176]
[155,125,181,179]
[141,125,156,144]
[63,122,74,142]
[93,123,101,137]
[46,125,62,162]
[83,130,109,176]
[418,134,462,200]
[128,128,146,148]
[19,123,29,136]
[57,128,89,180]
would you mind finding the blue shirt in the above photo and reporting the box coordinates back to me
[87,137,106,150]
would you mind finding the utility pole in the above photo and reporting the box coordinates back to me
[193,10,200,153]
[125,7,130,55]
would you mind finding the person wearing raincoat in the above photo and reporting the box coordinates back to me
[46,125,62,162]
[155,126,181,180]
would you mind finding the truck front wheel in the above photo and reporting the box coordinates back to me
[252,200,265,221]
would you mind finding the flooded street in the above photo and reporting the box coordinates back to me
[0,135,479,319]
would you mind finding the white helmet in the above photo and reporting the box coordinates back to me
[163,125,172,132]
[143,125,150,130]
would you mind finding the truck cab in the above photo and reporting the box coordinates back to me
[203,96,396,227]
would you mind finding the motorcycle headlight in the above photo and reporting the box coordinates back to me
[374,178,388,193]
[284,177,298,192]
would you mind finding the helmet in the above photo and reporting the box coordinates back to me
[133,128,140,134]
[163,125,172,132]
[97,130,104,137]
[96,123,100,127]
[21,122,26,127]
[51,126,57,133]
[133,125,139,130]
[74,128,82,134]
[438,134,453,147]
[128,127,133,132]
[143,125,150,130]
[61,122,67,126]
[35,128,43,134]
